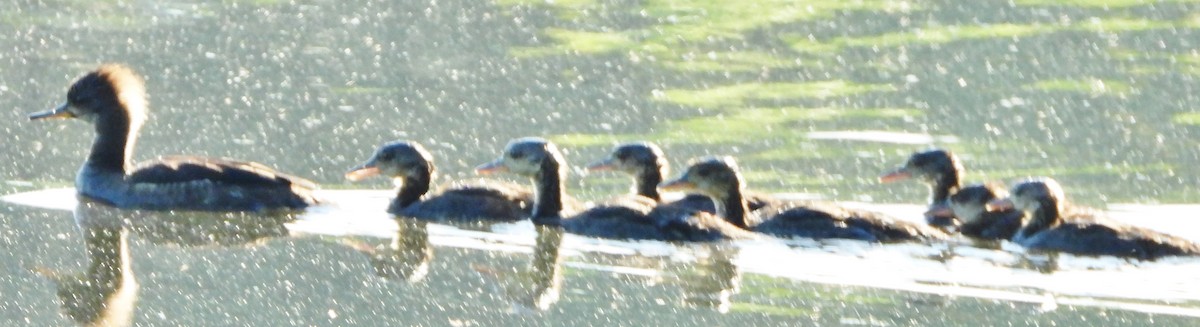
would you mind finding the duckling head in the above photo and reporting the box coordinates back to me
[345,141,435,182]
[946,184,1006,224]
[660,156,743,199]
[476,137,565,178]
[586,142,668,177]
[880,149,961,184]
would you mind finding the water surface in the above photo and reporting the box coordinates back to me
[3,0,1200,325]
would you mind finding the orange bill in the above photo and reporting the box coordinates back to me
[878,169,911,183]
[475,160,508,175]
[924,206,954,218]
[345,166,381,182]
[659,178,695,191]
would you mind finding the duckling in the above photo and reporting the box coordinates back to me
[476,137,756,242]
[345,140,532,221]
[928,184,1024,241]
[585,141,775,213]
[28,64,317,211]
[989,178,1200,259]
[664,157,947,242]
[880,149,963,227]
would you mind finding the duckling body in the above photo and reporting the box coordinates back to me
[30,64,317,211]
[993,178,1200,260]
[346,141,533,222]
[666,157,946,242]
[477,138,756,242]
[566,195,758,242]
[392,182,532,221]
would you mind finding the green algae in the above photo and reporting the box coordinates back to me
[658,82,897,109]
[511,28,636,58]
[1026,78,1132,95]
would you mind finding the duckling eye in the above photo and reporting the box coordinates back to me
[378,152,394,161]
[509,152,525,160]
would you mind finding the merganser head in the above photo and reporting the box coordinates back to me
[346,141,435,182]
[30,64,147,127]
[990,178,1065,214]
[880,149,962,185]
[586,142,668,177]
[660,156,742,199]
[476,137,564,178]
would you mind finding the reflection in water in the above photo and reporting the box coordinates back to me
[676,247,741,313]
[474,224,565,313]
[37,199,138,326]
[351,216,434,283]
[33,197,304,326]
[124,209,294,247]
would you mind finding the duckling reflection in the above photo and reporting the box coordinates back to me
[35,199,137,326]
[674,247,741,313]
[473,225,565,313]
[344,216,434,283]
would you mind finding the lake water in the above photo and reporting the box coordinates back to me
[3,0,1200,325]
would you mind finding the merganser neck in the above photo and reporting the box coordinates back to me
[930,170,961,206]
[635,168,664,202]
[1019,198,1061,240]
[714,188,750,229]
[87,111,138,174]
[533,158,565,219]
[393,168,432,209]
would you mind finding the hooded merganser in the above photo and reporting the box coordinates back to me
[880,149,965,228]
[928,184,1024,241]
[345,140,533,221]
[989,178,1200,259]
[664,156,947,242]
[29,64,318,211]
[476,137,756,242]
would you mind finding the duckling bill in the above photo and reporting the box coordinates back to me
[30,64,319,211]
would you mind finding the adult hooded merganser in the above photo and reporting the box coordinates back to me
[476,137,756,242]
[663,156,947,242]
[989,178,1200,259]
[880,149,964,228]
[345,140,533,221]
[928,184,1024,241]
[585,141,775,213]
[28,64,318,211]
